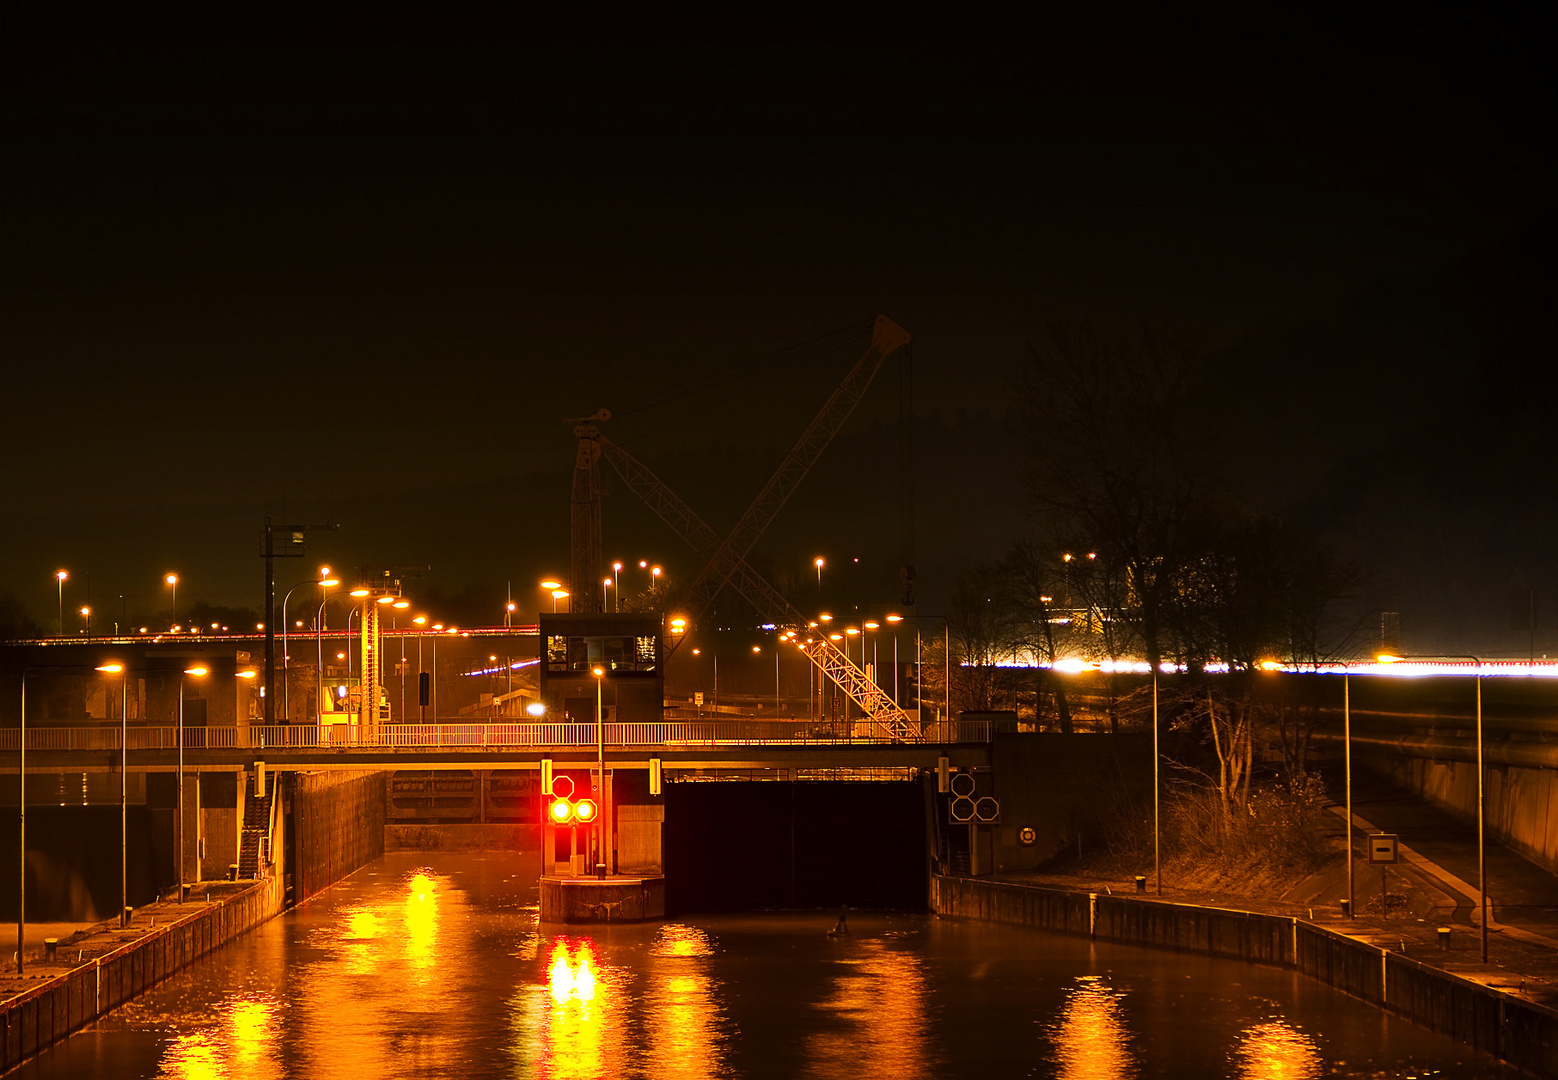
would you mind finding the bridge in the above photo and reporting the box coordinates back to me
[1,719,997,773]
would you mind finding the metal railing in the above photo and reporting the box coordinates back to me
[0,719,993,752]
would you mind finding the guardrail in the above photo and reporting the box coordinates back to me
[0,719,993,751]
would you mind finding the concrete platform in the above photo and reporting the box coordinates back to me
[539,875,665,924]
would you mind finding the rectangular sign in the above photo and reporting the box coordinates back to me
[1367,833,1399,864]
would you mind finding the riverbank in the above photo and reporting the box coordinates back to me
[934,873,1558,1076]
[0,879,280,1073]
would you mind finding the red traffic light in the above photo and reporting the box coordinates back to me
[548,795,599,825]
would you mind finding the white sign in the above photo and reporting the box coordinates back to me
[1368,833,1399,864]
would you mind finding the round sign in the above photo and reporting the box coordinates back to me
[1018,826,1037,846]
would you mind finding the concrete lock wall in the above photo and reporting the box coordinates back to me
[931,875,1557,1077]
[290,771,387,904]
[1369,755,1558,877]
[1,769,393,1072]
[0,877,285,1075]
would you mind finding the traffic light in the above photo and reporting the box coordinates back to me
[544,770,597,825]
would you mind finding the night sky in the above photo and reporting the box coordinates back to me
[3,28,1553,654]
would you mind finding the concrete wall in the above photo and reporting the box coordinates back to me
[289,771,386,904]
[1368,755,1558,876]
[990,732,1155,872]
[932,876,1557,1076]
[0,877,284,1074]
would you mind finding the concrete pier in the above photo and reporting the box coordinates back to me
[539,876,665,923]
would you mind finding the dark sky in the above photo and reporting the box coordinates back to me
[3,29,1553,652]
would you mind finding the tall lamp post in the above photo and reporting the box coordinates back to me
[55,570,68,637]
[1379,653,1486,961]
[592,665,607,878]
[178,666,209,896]
[281,572,338,724]
[164,573,179,627]
[886,613,949,732]
[94,663,130,927]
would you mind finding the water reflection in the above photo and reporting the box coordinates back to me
[1235,1019,1323,1080]
[26,852,1514,1080]
[808,940,930,1078]
[511,937,631,1080]
[157,994,282,1080]
[647,924,725,1078]
[1051,974,1136,1080]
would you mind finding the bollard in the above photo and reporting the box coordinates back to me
[1340,899,1351,918]
[180,883,190,904]
[1134,875,1147,895]
[44,938,58,961]
[121,906,133,928]
[229,864,240,882]
[1437,926,1451,950]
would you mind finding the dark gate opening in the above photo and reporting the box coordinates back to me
[664,779,928,914]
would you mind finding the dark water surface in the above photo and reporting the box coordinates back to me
[14,852,1516,1078]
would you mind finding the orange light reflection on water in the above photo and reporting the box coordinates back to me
[158,994,282,1080]
[511,937,627,1080]
[1051,974,1136,1079]
[648,924,725,1078]
[1235,1019,1323,1079]
[808,940,929,1078]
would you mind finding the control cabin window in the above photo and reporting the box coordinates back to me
[546,634,658,674]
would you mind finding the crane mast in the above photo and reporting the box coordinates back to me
[569,317,918,739]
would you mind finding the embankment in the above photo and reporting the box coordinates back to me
[932,875,1556,1076]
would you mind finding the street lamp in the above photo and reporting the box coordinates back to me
[815,557,825,589]
[592,665,607,878]
[602,577,613,610]
[612,562,623,612]
[165,573,179,626]
[55,570,68,636]
[178,666,209,897]
[94,663,130,926]
[79,606,92,638]
[282,573,338,723]
[1378,653,1487,961]
[885,613,949,732]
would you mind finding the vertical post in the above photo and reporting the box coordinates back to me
[1476,663,1486,963]
[1153,671,1160,895]
[1344,670,1353,917]
[120,674,127,927]
[178,677,185,898]
[263,517,276,727]
[18,676,25,973]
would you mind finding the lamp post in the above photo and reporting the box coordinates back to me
[164,573,179,627]
[55,570,68,636]
[17,673,27,971]
[1379,653,1486,961]
[94,663,129,926]
[611,562,622,612]
[281,573,338,724]
[815,557,825,590]
[592,665,607,877]
[179,666,209,897]
[886,613,949,732]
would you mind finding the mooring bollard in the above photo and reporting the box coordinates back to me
[1340,899,1351,918]
[44,938,58,961]
[1438,926,1451,950]
[121,906,133,928]
[1135,875,1147,895]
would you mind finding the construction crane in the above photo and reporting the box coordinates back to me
[570,316,918,739]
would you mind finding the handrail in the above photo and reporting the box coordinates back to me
[0,720,994,751]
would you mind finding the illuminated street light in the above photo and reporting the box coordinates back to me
[55,570,68,636]
[551,590,569,613]
[1378,652,1487,961]
[611,562,623,612]
[94,663,130,925]
[282,573,337,723]
[164,573,179,625]
[178,666,209,900]
[79,606,92,637]
[815,557,825,588]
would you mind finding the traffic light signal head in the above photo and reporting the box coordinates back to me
[548,795,597,825]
